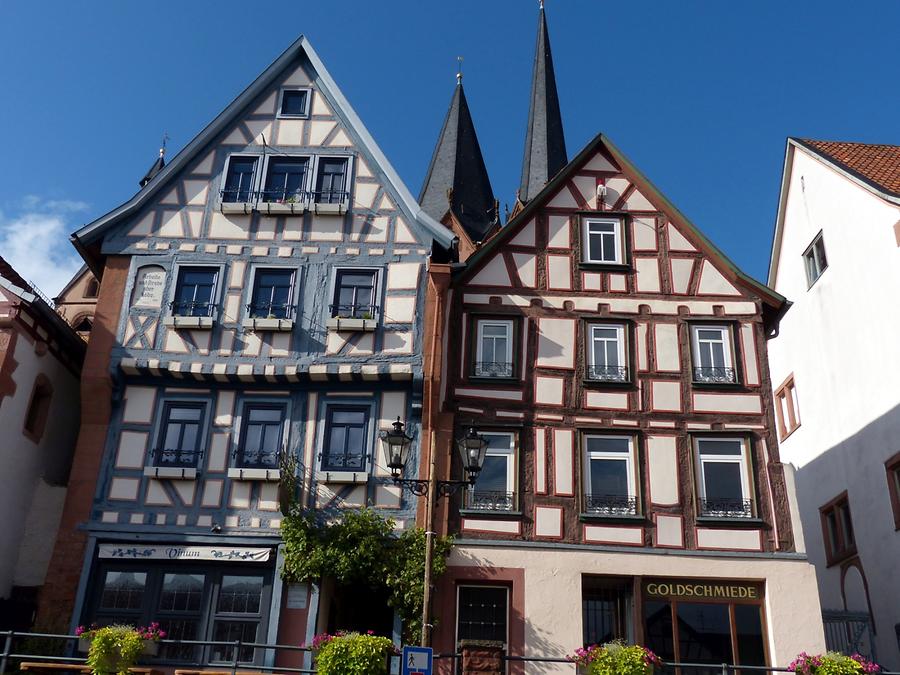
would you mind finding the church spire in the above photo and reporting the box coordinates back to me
[518,1,567,204]
[419,70,497,243]
[139,135,168,189]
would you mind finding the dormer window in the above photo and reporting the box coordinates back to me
[583,217,624,265]
[279,89,311,118]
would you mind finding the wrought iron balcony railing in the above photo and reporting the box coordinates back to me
[473,361,514,378]
[245,302,296,320]
[584,493,638,516]
[700,497,753,518]
[692,366,737,384]
[257,187,308,204]
[329,304,378,320]
[319,452,368,472]
[169,300,215,317]
[586,365,629,382]
[152,447,204,468]
[464,490,517,512]
[234,445,281,469]
[219,188,255,203]
[311,189,349,205]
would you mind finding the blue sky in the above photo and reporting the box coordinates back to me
[1,0,898,295]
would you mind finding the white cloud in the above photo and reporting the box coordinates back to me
[0,197,87,297]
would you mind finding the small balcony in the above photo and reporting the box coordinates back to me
[692,366,737,384]
[584,493,638,516]
[586,365,629,383]
[463,490,517,512]
[473,361,514,379]
[700,497,753,518]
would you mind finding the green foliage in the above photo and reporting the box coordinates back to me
[570,642,663,675]
[312,632,395,675]
[85,625,146,675]
[789,652,881,675]
[281,508,453,643]
[278,450,300,516]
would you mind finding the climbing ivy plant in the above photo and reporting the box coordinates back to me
[281,508,453,644]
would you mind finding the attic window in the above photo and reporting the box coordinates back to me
[279,89,310,118]
[583,217,624,265]
[84,278,99,298]
[803,231,828,287]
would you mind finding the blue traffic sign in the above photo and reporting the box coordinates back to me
[401,645,433,675]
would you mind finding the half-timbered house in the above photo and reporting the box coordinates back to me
[37,35,455,667]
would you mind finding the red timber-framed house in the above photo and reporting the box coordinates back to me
[420,5,827,672]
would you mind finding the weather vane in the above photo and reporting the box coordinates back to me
[160,132,169,158]
[457,56,463,84]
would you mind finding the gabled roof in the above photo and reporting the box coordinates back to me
[419,80,497,243]
[72,35,456,273]
[768,138,900,286]
[519,3,567,204]
[460,132,784,309]
[796,138,900,198]
[54,264,91,302]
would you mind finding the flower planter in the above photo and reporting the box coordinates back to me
[78,636,91,653]
[78,637,159,656]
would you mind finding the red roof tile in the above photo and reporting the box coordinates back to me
[799,139,900,196]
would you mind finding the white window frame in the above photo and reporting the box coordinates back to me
[803,231,828,287]
[586,323,628,381]
[690,324,736,383]
[582,217,624,264]
[465,432,517,511]
[455,585,509,649]
[582,434,637,515]
[693,436,753,518]
[474,319,514,378]
[220,154,263,205]
[276,87,312,119]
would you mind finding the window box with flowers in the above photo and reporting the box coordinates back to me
[569,641,663,675]
[788,651,880,675]
[76,623,166,671]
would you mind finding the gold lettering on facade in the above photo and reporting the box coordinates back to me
[645,580,761,600]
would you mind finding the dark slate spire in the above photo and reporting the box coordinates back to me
[139,141,167,189]
[519,1,567,203]
[419,74,497,243]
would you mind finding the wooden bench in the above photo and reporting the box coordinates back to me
[19,664,158,674]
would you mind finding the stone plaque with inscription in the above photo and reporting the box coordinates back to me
[132,265,166,308]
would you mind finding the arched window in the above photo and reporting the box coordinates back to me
[73,315,94,334]
[84,278,100,298]
[24,374,53,442]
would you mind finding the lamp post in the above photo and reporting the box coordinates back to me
[379,419,487,646]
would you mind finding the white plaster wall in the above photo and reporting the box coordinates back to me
[767,146,900,666]
[450,545,825,672]
[0,332,80,597]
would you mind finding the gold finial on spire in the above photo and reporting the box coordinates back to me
[457,56,463,84]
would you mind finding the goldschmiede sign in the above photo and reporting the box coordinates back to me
[644,579,763,600]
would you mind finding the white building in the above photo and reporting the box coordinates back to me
[0,258,85,629]
[767,138,900,667]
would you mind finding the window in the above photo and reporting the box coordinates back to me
[583,218,624,264]
[583,577,632,646]
[331,269,378,319]
[820,492,856,565]
[457,586,508,646]
[314,158,349,204]
[95,571,147,626]
[803,231,828,287]
[583,435,638,516]
[172,267,218,317]
[586,323,628,382]
[279,89,310,117]
[237,404,285,468]
[465,432,516,511]
[694,437,753,518]
[209,575,265,664]
[221,156,259,203]
[73,315,94,334]
[887,453,900,531]
[474,319,514,378]
[155,402,206,468]
[321,405,369,472]
[261,157,309,203]
[157,573,206,662]
[23,375,52,442]
[84,278,100,298]
[690,325,737,384]
[774,376,800,440]
[249,269,295,319]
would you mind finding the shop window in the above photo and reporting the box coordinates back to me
[237,404,286,469]
[582,577,632,646]
[586,323,628,382]
[690,325,737,384]
[154,402,206,468]
[583,217,624,264]
[23,375,53,443]
[457,586,508,645]
[96,571,147,625]
[210,575,265,664]
[473,319,515,378]
[248,269,295,319]
[157,573,205,662]
[331,269,378,320]
[887,453,900,531]
[774,376,800,440]
[464,432,516,512]
[320,405,369,472]
[172,267,218,318]
[820,492,856,566]
[583,435,638,516]
[693,437,753,518]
